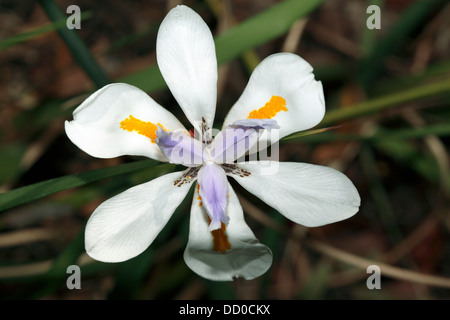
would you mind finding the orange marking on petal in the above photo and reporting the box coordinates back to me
[197,184,202,206]
[198,183,231,253]
[247,95,287,119]
[211,222,231,254]
[120,115,167,143]
[206,216,231,254]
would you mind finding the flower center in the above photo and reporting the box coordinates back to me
[148,95,285,253]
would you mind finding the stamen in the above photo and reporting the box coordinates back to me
[201,117,212,145]
[247,96,287,119]
[120,115,167,143]
[221,163,251,177]
[173,167,199,187]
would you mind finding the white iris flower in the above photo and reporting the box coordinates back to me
[65,5,360,281]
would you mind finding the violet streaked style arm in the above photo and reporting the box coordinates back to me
[197,162,229,231]
[210,118,280,163]
[155,127,205,166]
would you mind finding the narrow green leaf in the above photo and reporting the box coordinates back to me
[0,12,92,51]
[0,160,174,213]
[0,144,26,185]
[376,140,441,183]
[373,60,450,96]
[282,123,450,143]
[10,228,85,299]
[38,0,110,88]
[282,126,341,141]
[360,0,384,58]
[296,260,332,299]
[120,0,325,92]
[320,77,450,126]
[360,146,403,245]
[374,123,450,140]
[214,0,325,64]
[358,0,446,88]
[107,248,156,299]
[119,64,166,94]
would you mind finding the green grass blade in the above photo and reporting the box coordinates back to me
[283,122,450,143]
[358,0,446,88]
[373,60,450,96]
[38,0,110,88]
[375,140,441,184]
[360,146,403,245]
[10,228,85,299]
[360,0,384,58]
[320,77,450,126]
[119,64,166,94]
[120,0,325,92]
[282,126,342,141]
[214,0,325,64]
[0,160,174,213]
[374,124,450,140]
[0,11,92,51]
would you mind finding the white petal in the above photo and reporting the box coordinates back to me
[156,5,217,132]
[85,171,192,262]
[222,53,325,142]
[65,83,186,161]
[184,183,272,281]
[231,161,360,227]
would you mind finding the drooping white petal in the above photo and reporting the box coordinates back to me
[65,83,186,161]
[231,161,360,227]
[222,53,325,143]
[184,183,272,281]
[85,171,192,262]
[156,5,217,133]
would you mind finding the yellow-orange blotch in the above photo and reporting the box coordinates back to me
[120,115,167,143]
[211,222,231,254]
[247,95,287,119]
[196,184,202,207]
[204,203,231,254]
